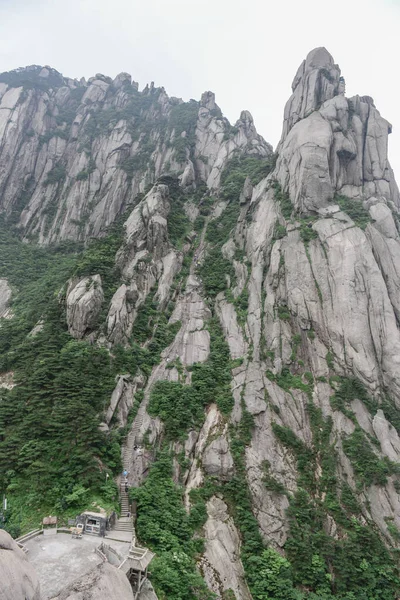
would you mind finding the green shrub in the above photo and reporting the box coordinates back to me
[273,181,293,220]
[329,377,378,420]
[148,317,234,438]
[44,163,66,186]
[277,305,291,321]
[220,155,273,199]
[290,333,302,361]
[300,220,318,245]
[76,170,89,181]
[335,195,371,230]
[0,66,64,90]
[326,351,334,369]
[198,248,235,299]
[274,223,287,240]
[342,428,400,488]
[262,461,286,495]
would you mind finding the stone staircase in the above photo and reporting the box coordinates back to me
[122,408,144,469]
[113,516,134,533]
[111,479,134,537]
[121,364,162,476]
[120,484,130,518]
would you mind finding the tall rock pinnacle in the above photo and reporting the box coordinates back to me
[275,47,399,214]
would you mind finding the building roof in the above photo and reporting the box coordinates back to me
[81,511,107,519]
[42,516,57,525]
[119,545,155,573]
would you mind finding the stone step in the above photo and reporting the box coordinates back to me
[115,519,133,525]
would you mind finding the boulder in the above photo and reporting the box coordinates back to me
[66,275,104,339]
[0,529,41,600]
[50,562,133,600]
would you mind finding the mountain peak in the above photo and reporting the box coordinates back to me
[275,47,398,213]
[282,47,341,142]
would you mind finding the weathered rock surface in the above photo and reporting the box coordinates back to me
[137,580,158,600]
[105,373,145,428]
[106,184,181,346]
[195,92,272,189]
[117,40,400,581]
[5,47,400,600]
[200,496,251,600]
[76,46,400,597]
[0,278,12,318]
[50,562,133,600]
[275,47,399,213]
[66,275,104,339]
[0,66,270,244]
[0,529,41,600]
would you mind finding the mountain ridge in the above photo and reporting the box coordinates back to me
[0,63,271,244]
[2,47,400,600]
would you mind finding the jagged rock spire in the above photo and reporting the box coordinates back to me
[274,47,399,213]
[280,47,341,143]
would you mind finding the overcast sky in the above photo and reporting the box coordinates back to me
[0,0,399,178]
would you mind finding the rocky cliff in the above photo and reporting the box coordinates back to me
[2,48,400,600]
[0,65,270,244]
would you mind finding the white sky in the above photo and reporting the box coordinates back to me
[0,0,399,178]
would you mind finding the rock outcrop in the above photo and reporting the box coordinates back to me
[106,183,181,346]
[275,47,399,213]
[50,562,133,600]
[0,530,41,600]
[0,278,12,318]
[66,275,104,339]
[200,496,251,600]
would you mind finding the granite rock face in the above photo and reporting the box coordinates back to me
[111,47,400,596]
[66,274,104,339]
[0,278,12,318]
[275,47,399,213]
[3,48,400,600]
[50,562,134,600]
[0,66,270,244]
[200,496,251,600]
[0,530,41,600]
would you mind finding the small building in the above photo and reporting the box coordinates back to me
[76,511,108,537]
[42,515,57,536]
[118,541,155,599]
